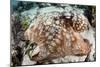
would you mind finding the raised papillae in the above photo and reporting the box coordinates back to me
[24,12,91,62]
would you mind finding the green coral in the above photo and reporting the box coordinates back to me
[21,16,30,30]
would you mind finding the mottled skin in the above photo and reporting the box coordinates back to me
[24,12,91,63]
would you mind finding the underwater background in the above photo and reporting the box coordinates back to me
[10,0,96,67]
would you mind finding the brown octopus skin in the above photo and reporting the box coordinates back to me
[24,13,91,62]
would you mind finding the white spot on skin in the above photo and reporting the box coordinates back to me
[46,22,52,25]
[51,41,56,46]
[45,32,49,37]
[55,20,60,25]
[48,35,53,40]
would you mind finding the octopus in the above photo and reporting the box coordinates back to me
[24,11,94,64]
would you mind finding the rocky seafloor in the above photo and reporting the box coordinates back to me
[11,1,96,67]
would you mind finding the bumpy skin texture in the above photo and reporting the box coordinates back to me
[24,12,91,63]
